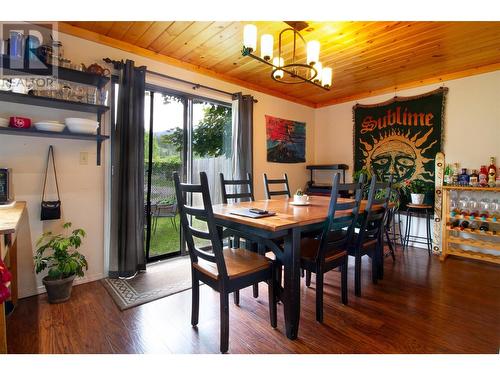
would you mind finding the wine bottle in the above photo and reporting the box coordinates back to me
[488,157,497,187]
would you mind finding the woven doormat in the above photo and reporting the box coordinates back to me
[101,256,194,310]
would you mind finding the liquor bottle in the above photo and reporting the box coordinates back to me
[459,220,469,230]
[444,164,452,185]
[469,221,478,232]
[458,168,470,186]
[449,219,460,229]
[478,165,488,187]
[469,169,479,187]
[479,222,489,232]
[452,163,459,185]
[488,157,497,187]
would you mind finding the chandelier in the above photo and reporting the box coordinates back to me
[242,22,332,90]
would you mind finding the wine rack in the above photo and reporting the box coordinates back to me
[441,186,500,265]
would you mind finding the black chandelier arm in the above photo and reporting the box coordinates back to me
[242,49,329,91]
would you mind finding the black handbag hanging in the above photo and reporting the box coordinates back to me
[41,145,61,221]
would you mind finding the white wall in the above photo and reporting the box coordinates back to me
[314,71,500,246]
[0,31,316,298]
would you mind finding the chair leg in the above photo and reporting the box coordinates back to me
[268,276,277,328]
[191,271,199,327]
[315,270,324,323]
[220,291,229,353]
[385,227,396,261]
[233,290,239,306]
[305,270,311,287]
[355,254,362,297]
[371,252,378,284]
[341,259,348,305]
[253,284,259,298]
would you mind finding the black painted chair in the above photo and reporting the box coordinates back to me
[263,173,291,199]
[219,172,260,301]
[174,171,277,353]
[349,175,393,297]
[304,174,366,288]
[300,173,364,322]
[220,173,254,204]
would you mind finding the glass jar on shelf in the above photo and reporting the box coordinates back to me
[458,194,470,218]
[468,196,479,219]
[490,199,499,222]
[479,197,490,220]
[450,191,459,217]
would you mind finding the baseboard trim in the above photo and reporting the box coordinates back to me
[19,273,104,299]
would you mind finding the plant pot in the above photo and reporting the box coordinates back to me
[42,274,76,304]
[411,193,425,205]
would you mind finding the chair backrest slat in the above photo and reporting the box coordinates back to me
[264,173,291,199]
[220,173,254,204]
[315,173,365,263]
[355,173,394,249]
[174,172,229,279]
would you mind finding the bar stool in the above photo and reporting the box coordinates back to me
[403,203,433,255]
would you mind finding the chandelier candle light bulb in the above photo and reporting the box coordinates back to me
[243,24,257,52]
[260,34,274,61]
[321,67,332,88]
[272,57,284,80]
[312,62,322,82]
[306,40,320,66]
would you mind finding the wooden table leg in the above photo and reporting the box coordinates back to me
[282,227,301,340]
[0,302,6,354]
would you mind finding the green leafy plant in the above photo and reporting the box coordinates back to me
[402,179,432,194]
[34,222,88,280]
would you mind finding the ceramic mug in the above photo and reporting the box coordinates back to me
[293,194,310,204]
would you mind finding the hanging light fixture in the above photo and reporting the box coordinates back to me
[242,22,331,90]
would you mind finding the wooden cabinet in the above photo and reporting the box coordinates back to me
[440,186,500,265]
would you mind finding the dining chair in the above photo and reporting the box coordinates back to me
[173,171,277,353]
[300,173,363,323]
[350,174,393,297]
[263,173,291,199]
[304,174,366,287]
[220,173,254,204]
[219,172,260,301]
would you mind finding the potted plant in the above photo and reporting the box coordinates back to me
[403,179,431,205]
[34,222,88,303]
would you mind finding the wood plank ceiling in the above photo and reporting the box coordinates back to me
[63,21,500,107]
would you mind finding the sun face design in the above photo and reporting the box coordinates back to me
[359,128,436,183]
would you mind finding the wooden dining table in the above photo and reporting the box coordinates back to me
[212,195,369,340]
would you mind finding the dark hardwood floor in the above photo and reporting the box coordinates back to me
[6,248,500,354]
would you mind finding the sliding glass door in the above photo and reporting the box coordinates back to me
[143,85,232,262]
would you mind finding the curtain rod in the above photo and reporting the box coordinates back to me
[103,58,257,103]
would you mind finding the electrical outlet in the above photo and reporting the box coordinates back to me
[80,152,88,165]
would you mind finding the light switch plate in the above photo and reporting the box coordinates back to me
[79,152,88,165]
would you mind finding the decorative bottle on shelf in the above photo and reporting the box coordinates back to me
[479,165,488,187]
[469,221,478,232]
[444,164,452,185]
[458,168,470,186]
[452,163,460,185]
[488,157,497,187]
[469,169,479,187]
[479,222,489,232]
[479,197,490,220]
[459,220,469,230]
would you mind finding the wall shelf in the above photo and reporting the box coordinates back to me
[1,55,110,88]
[0,91,109,115]
[0,126,109,142]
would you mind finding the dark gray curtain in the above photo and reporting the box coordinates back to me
[231,93,254,179]
[109,60,146,278]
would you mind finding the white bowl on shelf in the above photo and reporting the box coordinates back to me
[34,121,66,133]
[65,118,99,135]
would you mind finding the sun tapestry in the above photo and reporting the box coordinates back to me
[266,115,306,163]
[353,87,448,208]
